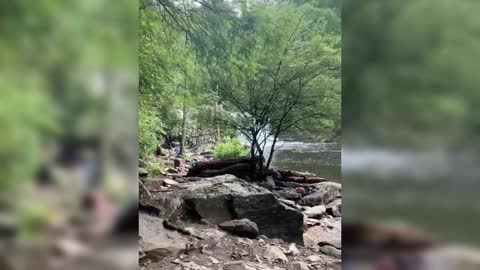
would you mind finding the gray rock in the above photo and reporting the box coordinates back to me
[303,218,341,249]
[326,198,341,217]
[139,213,187,263]
[287,243,301,256]
[219,219,260,238]
[274,189,302,201]
[265,245,289,264]
[143,175,304,243]
[303,205,326,218]
[307,255,322,262]
[224,261,275,270]
[162,178,179,186]
[299,182,341,206]
[293,262,309,270]
[318,244,341,258]
[167,167,179,174]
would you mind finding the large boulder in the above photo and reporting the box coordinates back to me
[142,175,304,243]
[299,182,341,206]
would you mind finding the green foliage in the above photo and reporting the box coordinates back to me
[213,138,250,160]
[343,0,480,147]
[146,162,164,177]
[16,202,56,243]
[139,107,164,159]
[138,0,341,164]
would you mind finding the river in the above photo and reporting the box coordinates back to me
[270,141,480,247]
[269,141,342,182]
[343,148,480,247]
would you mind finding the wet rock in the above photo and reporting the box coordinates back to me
[299,182,341,206]
[303,205,326,218]
[219,219,260,238]
[265,245,289,264]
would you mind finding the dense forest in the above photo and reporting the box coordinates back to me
[139,0,341,170]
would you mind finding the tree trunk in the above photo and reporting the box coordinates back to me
[214,101,221,144]
[180,97,187,156]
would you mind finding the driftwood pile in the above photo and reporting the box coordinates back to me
[187,158,327,184]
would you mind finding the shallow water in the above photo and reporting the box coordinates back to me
[343,148,480,247]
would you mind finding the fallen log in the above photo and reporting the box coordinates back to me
[187,158,252,176]
[277,170,316,178]
[279,176,327,184]
[274,170,327,184]
[200,163,251,178]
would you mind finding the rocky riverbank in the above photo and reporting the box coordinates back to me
[139,152,342,270]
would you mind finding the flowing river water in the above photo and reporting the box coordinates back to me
[267,140,480,247]
[269,141,341,182]
[238,131,480,246]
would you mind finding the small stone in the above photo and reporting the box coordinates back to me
[265,245,288,264]
[307,255,322,262]
[167,168,179,174]
[219,219,260,238]
[293,261,309,270]
[209,257,220,264]
[287,243,301,256]
[238,237,254,246]
[162,178,179,186]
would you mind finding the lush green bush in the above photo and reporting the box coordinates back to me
[146,162,164,177]
[213,138,250,160]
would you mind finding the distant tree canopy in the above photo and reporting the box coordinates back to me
[343,0,480,148]
[139,0,341,161]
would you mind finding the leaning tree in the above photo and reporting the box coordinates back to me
[204,2,341,179]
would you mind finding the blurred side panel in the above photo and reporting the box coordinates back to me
[343,0,480,269]
[0,0,138,269]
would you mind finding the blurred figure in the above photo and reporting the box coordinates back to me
[0,0,138,269]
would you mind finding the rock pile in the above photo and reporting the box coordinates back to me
[140,166,342,270]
